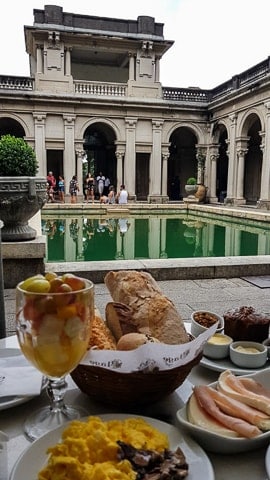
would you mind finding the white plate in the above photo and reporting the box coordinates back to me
[0,348,34,411]
[265,444,270,480]
[200,354,270,375]
[177,369,270,454]
[10,414,215,480]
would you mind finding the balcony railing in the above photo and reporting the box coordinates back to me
[162,87,210,103]
[0,76,33,90]
[74,81,126,96]
[0,56,270,104]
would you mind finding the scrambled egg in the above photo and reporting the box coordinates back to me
[38,416,169,480]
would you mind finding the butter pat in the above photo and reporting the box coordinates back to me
[208,333,232,345]
[235,346,260,354]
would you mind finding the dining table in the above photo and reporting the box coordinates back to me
[0,334,269,480]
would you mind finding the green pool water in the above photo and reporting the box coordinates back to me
[41,211,270,263]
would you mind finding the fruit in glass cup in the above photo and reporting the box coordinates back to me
[16,273,93,378]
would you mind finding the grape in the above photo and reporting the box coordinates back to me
[22,278,51,293]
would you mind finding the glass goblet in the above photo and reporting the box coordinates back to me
[16,277,94,441]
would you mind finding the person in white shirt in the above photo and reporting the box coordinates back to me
[104,176,110,196]
[96,172,105,198]
[117,184,128,204]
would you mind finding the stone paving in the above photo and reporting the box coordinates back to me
[4,275,270,337]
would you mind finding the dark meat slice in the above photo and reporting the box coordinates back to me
[117,441,189,479]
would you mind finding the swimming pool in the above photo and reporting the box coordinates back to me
[41,209,270,263]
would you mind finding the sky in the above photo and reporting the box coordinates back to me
[0,0,269,89]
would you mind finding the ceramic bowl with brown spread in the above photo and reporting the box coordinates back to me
[191,310,224,338]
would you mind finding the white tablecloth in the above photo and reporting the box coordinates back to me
[0,335,268,480]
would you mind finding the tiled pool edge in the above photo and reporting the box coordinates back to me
[46,256,270,283]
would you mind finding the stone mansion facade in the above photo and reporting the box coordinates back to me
[1,4,270,206]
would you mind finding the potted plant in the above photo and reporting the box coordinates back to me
[0,134,47,241]
[185,177,198,197]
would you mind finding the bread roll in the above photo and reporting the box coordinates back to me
[104,270,189,345]
[117,333,160,351]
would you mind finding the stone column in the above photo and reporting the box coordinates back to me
[63,115,76,195]
[257,102,270,208]
[209,154,218,202]
[207,145,219,202]
[115,149,125,192]
[128,53,135,81]
[148,120,163,203]
[125,117,137,200]
[196,147,206,185]
[161,150,169,200]
[36,45,43,74]
[65,47,72,76]
[225,114,237,203]
[75,149,85,201]
[33,113,47,176]
[235,139,248,204]
[155,56,160,82]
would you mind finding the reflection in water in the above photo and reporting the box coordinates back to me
[41,215,270,263]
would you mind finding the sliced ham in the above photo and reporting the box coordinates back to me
[193,385,262,438]
[218,370,270,415]
[240,377,270,399]
[207,386,270,431]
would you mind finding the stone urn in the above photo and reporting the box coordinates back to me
[0,177,47,241]
[185,184,198,197]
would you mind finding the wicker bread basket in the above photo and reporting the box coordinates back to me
[71,340,202,407]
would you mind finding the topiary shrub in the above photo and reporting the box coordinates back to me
[0,134,38,176]
[186,177,197,185]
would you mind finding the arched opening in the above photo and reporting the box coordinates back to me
[83,122,117,196]
[244,117,262,204]
[168,127,198,200]
[216,126,229,202]
[0,117,25,138]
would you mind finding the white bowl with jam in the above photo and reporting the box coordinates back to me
[191,310,224,338]
[203,333,233,359]
[230,341,268,368]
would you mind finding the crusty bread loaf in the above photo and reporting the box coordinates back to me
[88,307,117,350]
[104,270,189,345]
[105,302,139,341]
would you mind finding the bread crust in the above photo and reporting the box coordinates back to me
[89,307,117,350]
[104,271,189,345]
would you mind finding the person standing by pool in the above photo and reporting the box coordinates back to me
[104,175,110,196]
[116,184,128,204]
[108,185,116,204]
[86,172,95,203]
[96,172,105,199]
[47,171,56,202]
[69,175,79,203]
[58,175,65,203]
